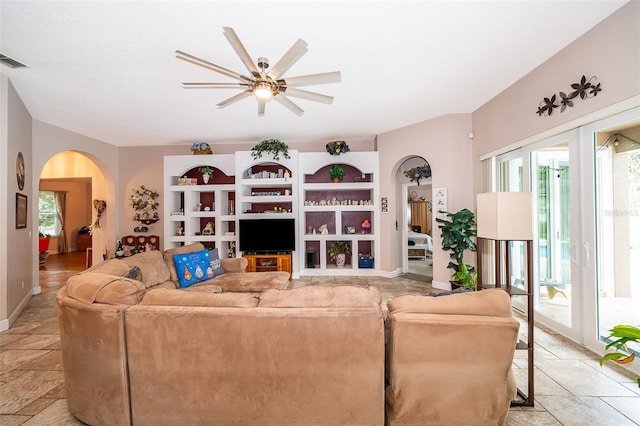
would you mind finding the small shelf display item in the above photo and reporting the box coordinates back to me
[130,185,160,224]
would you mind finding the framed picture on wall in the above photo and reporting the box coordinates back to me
[16,193,27,229]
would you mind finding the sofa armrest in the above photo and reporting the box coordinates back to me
[220,257,248,273]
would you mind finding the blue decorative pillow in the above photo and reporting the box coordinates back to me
[172,249,213,288]
[209,248,225,279]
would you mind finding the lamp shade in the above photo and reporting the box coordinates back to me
[476,192,533,240]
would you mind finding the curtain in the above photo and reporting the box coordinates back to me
[55,191,68,253]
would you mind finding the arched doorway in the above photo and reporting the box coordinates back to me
[398,156,432,280]
[38,151,103,281]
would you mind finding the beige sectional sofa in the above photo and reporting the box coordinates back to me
[385,289,520,425]
[57,245,518,425]
[57,245,385,425]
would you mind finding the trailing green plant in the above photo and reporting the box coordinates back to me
[451,262,478,290]
[600,324,640,388]
[251,139,290,161]
[329,164,346,181]
[436,208,477,277]
[403,164,432,186]
[198,166,214,176]
[328,240,352,260]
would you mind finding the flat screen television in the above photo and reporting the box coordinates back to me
[239,218,295,253]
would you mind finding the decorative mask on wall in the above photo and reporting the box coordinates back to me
[93,199,107,228]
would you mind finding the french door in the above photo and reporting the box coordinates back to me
[495,107,640,355]
[497,131,580,340]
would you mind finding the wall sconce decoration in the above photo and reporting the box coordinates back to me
[93,199,106,228]
[536,75,602,117]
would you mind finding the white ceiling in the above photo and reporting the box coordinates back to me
[0,1,628,147]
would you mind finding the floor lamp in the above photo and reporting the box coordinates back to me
[476,191,535,407]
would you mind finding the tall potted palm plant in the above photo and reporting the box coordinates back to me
[435,208,477,289]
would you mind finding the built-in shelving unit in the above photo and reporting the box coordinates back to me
[235,150,299,277]
[163,151,380,276]
[163,154,236,257]
[298,152,379,275]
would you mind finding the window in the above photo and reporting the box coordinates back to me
[39,191,58,236]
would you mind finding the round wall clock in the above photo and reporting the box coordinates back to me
[16,151,25,191]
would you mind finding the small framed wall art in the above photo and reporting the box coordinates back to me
[16,151,25,191]
[16,193,27,229]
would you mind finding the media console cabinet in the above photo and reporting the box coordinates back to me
[243,253,292,279]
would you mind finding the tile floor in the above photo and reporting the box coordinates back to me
[0,253,638,425]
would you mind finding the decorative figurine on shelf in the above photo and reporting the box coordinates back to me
[115,241,125,258]
[319,224,329,235]
[202,222,214,235]
[283,170,291,180]
[177,226,184,236]
[228,241,236,258]
[362,219,371,234]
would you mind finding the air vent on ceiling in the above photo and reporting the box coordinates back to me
[0,53,28,68]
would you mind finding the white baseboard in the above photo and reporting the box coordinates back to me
[7,290,33,329]
[432,280,451,291]
[0,319,8,332]
[32,286,42,295]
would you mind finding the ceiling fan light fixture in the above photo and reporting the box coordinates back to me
[254,82,273,100]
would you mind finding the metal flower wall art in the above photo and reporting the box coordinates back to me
[537,75,602,117]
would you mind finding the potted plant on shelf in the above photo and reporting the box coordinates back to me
[436,208,477,290]
[251,139,290,161]
[329,164,346,182]
[600,324,640,388]
[403,164,432,186]
[328,240,351,268]
[198,166,214,184]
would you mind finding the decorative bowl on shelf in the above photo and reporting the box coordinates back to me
[138,218,159,225]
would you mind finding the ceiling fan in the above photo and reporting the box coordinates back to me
[176,27,341,117]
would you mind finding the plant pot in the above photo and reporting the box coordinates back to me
[332,178,341,183]
[38,237,50,253]
[202,174,210,184]
[336,253,346,268]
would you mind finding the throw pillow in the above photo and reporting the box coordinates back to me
[172,249,214,288]
[122,266,143,282]
[209,248,225,278]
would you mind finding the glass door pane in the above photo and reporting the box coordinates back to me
[498,155,526,291]
[595,125,640,352]
[532,142,572,327]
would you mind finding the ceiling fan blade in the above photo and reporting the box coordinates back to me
[282,71,341,87]
[273,94,304,116]
[267,39,308,80]
[182,83,248,89]
[217,91,253,109]
[222,27,261,78]
[284,87,334,104]
[258,99,266,117]
[176,50,251,83]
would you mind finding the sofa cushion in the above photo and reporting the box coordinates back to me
[124,250,171,288]
[258,285,381,308]
[141,288,258,308]
[209,248,225,278]
[85,258,130,276]
[163,243,206,282]
[220,256,248,273]
[172,249,214,288]
[66,272,146,305]
[213,271,290,292]
[387,287,512,317]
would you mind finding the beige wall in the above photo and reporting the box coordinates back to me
[377,113,474,287]
[472,1,640,196]
[32,121,118,271]
[1,76,33,328]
